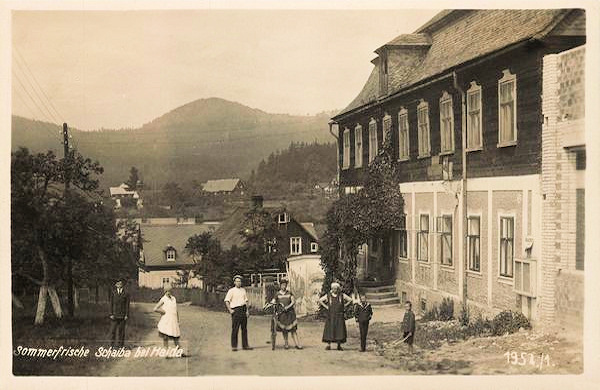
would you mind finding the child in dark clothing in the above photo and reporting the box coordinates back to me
[401,301,416,353]
[354,293,373,352]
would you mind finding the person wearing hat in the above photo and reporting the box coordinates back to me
[268,278,303,350]
[318,281,353,350]
[108,278,130,347]
[224,275,253,351]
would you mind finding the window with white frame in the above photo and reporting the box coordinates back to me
[417,214,429,261]
[498,70,517,146]
[438,215,453,266]
[467,216,481,272]
[311,242,319,253]
[342,128,350,169]
[417,101,431,157]
[467,82,483,150]
[278,213,289,224]
[354,124,363,167]
[499,216,514,277]
[290,237,302,255]
[394,215,408,259]
[382,114,392,144]
[398,108,409,160]
[368,118,378,163]
[439,92,454,153]
[166,248,176,262]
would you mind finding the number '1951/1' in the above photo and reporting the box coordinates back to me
[504,351,552,369]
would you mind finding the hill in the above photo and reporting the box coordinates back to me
[11,98,335,189]
[249,141,337,197]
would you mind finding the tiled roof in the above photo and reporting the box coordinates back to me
[202,178,241,193]
[214,207,319,251]
[335,9,574,118]
[213,208,249,250]
[141,224,212,267]
[378,33,432,50]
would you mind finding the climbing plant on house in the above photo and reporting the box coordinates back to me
[320,131,405,296]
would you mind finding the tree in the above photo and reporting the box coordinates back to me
[11,147,136,324]
[238,207,286,273]
[125,166,140,190]
[319,131,405,296]
[186,232,228,291]
[162,182,185,212]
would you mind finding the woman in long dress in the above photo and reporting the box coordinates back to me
[318,282,353,350]
[153,284,181,350]
[267,279,303,350]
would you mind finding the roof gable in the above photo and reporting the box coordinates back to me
[141,224,212,267]
[335,9,577,118]
[203,178,241,193]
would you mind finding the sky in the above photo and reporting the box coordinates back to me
[11,8,440,130]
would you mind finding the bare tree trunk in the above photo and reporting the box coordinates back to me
[12,293,24,309]
[35,285,48,325]
[34,245,49,325]
[74,287,80,310]
[48,287,63,318]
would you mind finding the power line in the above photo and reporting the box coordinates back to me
[13,46,64,123]
[12,63,60,125]
[12,72,62,141]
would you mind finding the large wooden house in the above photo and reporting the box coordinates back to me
[330,9,585,328]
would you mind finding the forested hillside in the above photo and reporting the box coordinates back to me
[11,98,335,189]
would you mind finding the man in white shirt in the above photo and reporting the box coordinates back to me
[224,275,252,351]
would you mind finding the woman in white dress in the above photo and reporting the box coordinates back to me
[153,284,181,349]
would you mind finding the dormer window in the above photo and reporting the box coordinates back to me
[165,247,176,262]
[379,52,388,96]
[278,213,289,224]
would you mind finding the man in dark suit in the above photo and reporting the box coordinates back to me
[109,279,130,347]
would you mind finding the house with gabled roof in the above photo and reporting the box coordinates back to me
[330,9,585,326]
[109,183,142,209]
[202,178,245,196]
[138,223,214,289]
[213,196,321,261]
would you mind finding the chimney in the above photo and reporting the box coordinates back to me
[251,195,263,209]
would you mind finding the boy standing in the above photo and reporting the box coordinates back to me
[354,293,373,352]
[109,278,130,347]
[401,301,416,353]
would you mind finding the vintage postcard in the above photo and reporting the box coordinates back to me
[2,0,599,389]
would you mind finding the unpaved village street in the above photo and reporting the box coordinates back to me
[105,303,400,376]
[101,303,582,376]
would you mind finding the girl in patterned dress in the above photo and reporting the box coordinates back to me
[268,279,303,350]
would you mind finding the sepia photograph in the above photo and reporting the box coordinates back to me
[2,0,599,388]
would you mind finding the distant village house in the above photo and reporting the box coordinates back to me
[109,183,143,209]
[202,178,245,196]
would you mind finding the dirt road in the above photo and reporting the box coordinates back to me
[105,303,402,376]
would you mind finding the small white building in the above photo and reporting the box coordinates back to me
[109,183,143,209]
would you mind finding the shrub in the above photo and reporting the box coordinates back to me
[438,297,454,321]
[465,313,493,337]
[422,297,454,322]
[491,310,531,336]
[458,304,470,327]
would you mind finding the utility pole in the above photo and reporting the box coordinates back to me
[63,122,74,317]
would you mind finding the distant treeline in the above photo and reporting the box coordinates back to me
[248,141,337,197]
